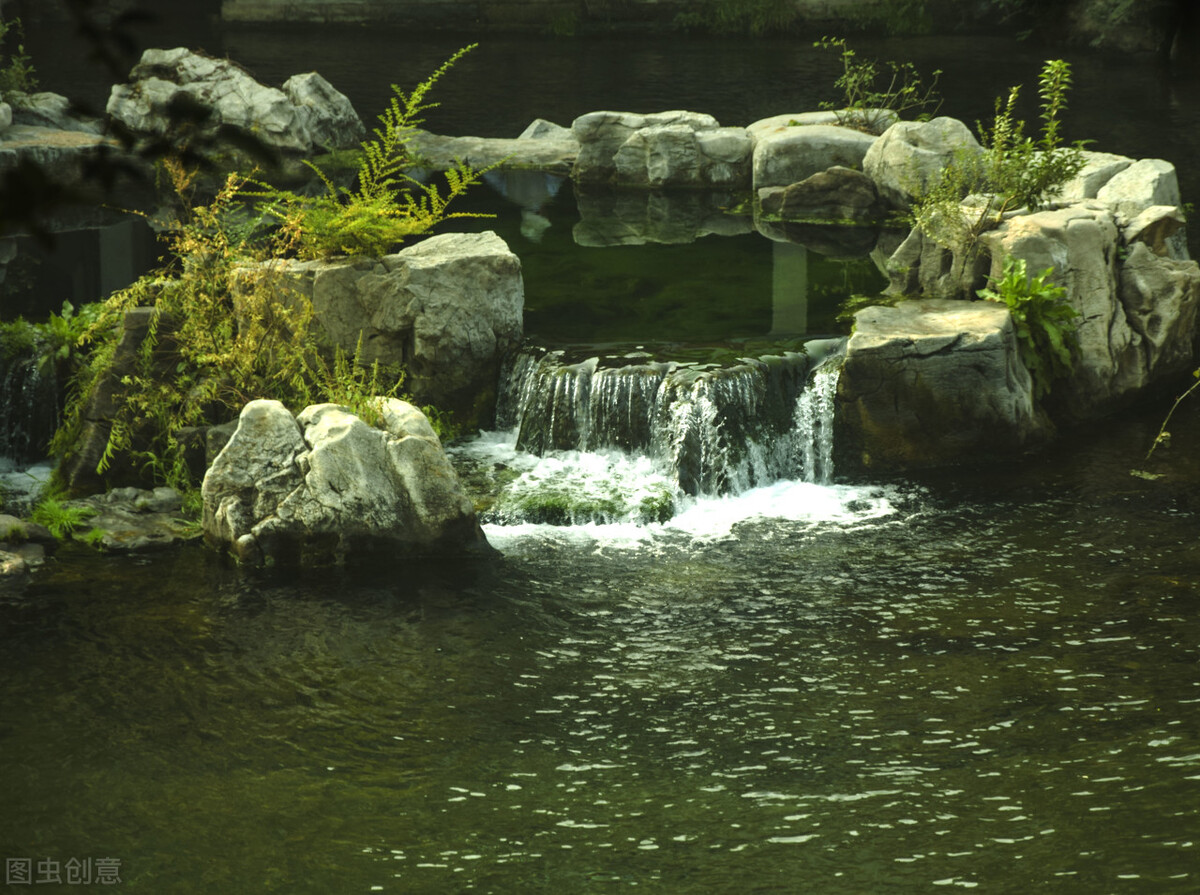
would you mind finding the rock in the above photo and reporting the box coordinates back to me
[6,90,102,133]
[0,514,56,551]
[571,110,751,187]
[757,165,885,223]
[408,125,579,177]
[1123,205,1187,256]
[77,487,199,552]
[0,125,137,209]
[1059,150,1134,201]
[201,398,489,564]
[0,97,11,132]
[746,110,898,144]
[751,123,877,192]
[883,226,990,301]
[253,231,523,425]
[838,298,1050,470]
[106,47,364,157]
[611,123,752,188]
[1117,242,1200,384]
[863,116,984,209]
[1096,158,1188,259]
[979,201,1200,418]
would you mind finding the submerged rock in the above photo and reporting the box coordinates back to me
[202,398,490,565]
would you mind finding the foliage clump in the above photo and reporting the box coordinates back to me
[814,36,942,132]
[910,59,1088,255]
[0,17,37,94]
[52,48,484,499]
[977,255,1080,398]
[673,0,798,36]
[252,44,491,260]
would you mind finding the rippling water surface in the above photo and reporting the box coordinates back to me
[4,403,1199,893]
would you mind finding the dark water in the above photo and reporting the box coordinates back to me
[3,402,1199,893]
[4,22,1200,894]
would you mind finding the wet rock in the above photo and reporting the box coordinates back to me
[75,487,199,553]
[201,398,489,565]
[757,165,885,224]
[0,549,30,596]
[6,90,102,134]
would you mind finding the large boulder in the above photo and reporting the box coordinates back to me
[201,398,488,565]
[252,231,524,425]
[106,47,364,156]
[571,110,751,188]
[838,298,1050,470]
[863,116,984,209]
[751,123,878,192]
[979,201,1199,418]
[408,117,579,176]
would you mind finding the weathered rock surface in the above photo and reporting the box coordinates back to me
[6,90,102,133]
[1096,158,1189,260]
[74,486,200,552]
[255,231,523,424]
[106,47,364,156]
[1059,150,1134,201]
[757,165,885,223]
[201,398,488,564]
[408,118,579,176]
[752,123,878,192]
[572,110,751,188]
[863,116,984,209]
[980,201,1199,418]
[838,299,1050,469]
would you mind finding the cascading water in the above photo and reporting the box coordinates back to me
[452,339,898,537]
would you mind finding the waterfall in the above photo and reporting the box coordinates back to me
[495,342,844,498]
[0,350,60,467]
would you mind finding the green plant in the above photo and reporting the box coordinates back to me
[978,255,1080,398]
[30,496,97,540]
[673,0,798,35]
[1143,368,1200,462]
[0,17,37,94]
[979,58,1088,215]
[814,37,942,132]
[910,59,1088,258]
[253,45,493,260]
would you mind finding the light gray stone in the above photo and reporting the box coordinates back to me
[611,123,751,188]
[7,90,101,133]
[863,116,984,209]
[1059,150,1134,201]
[202,398,487,564]
[106,47,364,156]
[752,123,877,191]
[1097,158,1188,259]
[571,110,733,185]
[247,231,524,423]
[838,298,1049,470]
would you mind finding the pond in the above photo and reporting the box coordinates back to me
[3,20,1200,894]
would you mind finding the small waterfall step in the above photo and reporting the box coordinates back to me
[495,339,845,498]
